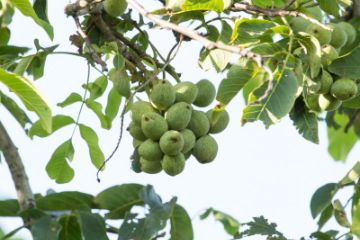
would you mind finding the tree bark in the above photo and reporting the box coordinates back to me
[353,0,360,17]
[0,121,35,214]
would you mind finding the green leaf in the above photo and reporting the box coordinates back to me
[328,47,360,79]
[45,139,75,184]
[57,93,82,108]
[242,69,298,128]
[0,225,25,240]
[36,191,94,211]
[139,185,162,208]
[109,68,130,98]
[182,0,224,12]
[297,33,321,78]
[31,215,61,240]
[8,0,53,40]
[0,91,31,129]
[79,124,104,170]
[333,199,351,228]
[26,52,47,80]
[28,115,75,138]
[14,55,35,75]
[318,0,340,16]
[310,183,338,219]
[244,216,284,238]
[352,188,360,238]
[84,75,108,100]
[340,161,360,185]
[78,212,109,240]
[199,208,239,236]
[231,18,275,45]
[94,184,144,219]
[328,113,358,161]
[105,87,122,127]
[317,204,334,230]
[58,215,82,240]
[343,95,360,109]
[251,0,287,8]
[0,199,19,216]
[216,58,257,105]
[289,98,319,144]
[0,68,52,132]
[170,204,194,240]
[85,100,109,129]
[33,0,50,24]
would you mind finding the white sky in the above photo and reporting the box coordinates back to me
[0,0,359,239]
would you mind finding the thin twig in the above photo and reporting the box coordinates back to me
[0,121,35,224]
[232,3,332,30]
[96,39,183,182]
[73,16,108,72]
[345,109,360,133]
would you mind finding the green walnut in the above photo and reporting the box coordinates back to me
[321,44,339,66]
[304,94,321,112]
[180,129,196,153]
[138,139,163,162]
[187,110,210,138]
[289,17,309,33]
[174,81,199,103]
[131,101,156,125]
[319,94,342,111]
[162,154,186,176]
[103,0,128,17]
[165,102,192,130]
[140,157,162,174]
[132,139,143,148]
[193,79,216,107]
[127,122,147,141]
[338,22,357,46]
[306,24,332,45]
[206,109,230,134]
[184,151,192,160]
[150,80,176,110]
[192,135,218,164]
[141,112,168,141]
[330,78,358,101]
[329,23,348,49]
[160,130,184,156]
[318,71,333,94]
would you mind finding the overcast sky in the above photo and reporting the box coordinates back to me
[0,1,359,239]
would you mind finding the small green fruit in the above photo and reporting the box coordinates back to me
[192,135,218,164]
[103,0,128,17]
[338,22,357,46]
[187,110,210,138]
[150,80,176,110]
[193,79,216,107]
[140,158,162,174]
[329,23,348,49]
[160,130,184,156]
[174,82,199,103]
[318,71,333,94]
[141,112,168,141]
[330,78,358,101]
[138,139,163,162]
[289,17,309,33]
[165,102,192,130]
[319,94,342,111]
[304,94,321,112]
[131,101,156,125]
[180,129,196,153]
[162,154,186,176]
[321,44,339,66]
[306,24,332,45]
[206,109,230,134]
[132,139,143,148]
[127,122,147,141]
[183,151,192,160]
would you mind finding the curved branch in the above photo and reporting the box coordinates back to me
[0,121,35,215]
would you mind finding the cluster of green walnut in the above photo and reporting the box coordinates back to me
[290,8,359,112]
[127,79,229,176]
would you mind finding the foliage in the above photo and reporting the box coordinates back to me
[1,0,360,239]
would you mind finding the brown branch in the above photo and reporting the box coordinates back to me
[353,0,360,17]
[73,16,108,72]
[0,121,35,219]
[232,3,331,30]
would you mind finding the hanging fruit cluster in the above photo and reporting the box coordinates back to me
[289,9,359,112]
[127,79,229,176]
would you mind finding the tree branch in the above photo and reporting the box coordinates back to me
[0,121,35,217]
[353,0,360,17]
